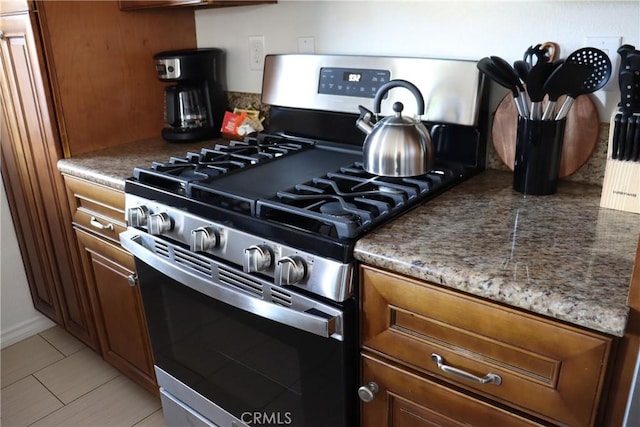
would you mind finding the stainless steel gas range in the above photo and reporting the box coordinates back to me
[120,54,487,427]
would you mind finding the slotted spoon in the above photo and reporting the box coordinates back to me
[555,47,612,120]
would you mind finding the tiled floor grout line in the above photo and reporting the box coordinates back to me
[1,335,66,390]
[31,373,65,406]
[37,332,85,357]
[26,373,64,427]
[25,375,127,427]
[2,327,164,427]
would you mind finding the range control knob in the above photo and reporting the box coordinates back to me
[190,226,224,252]
[148,212,172,235]
[127,205,149,227]
[243,245,273,273]
[275,256,307,286]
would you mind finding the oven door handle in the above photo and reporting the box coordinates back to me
[120,229,344,341]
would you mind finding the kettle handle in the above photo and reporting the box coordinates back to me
[373,80,425,116]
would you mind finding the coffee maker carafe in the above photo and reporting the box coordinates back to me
[154,48,228,142]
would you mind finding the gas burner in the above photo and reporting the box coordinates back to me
[256,162,464,239]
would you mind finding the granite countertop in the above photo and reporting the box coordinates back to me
[355,170,640,337]
[58,141,639,337]
[57,137,225,190]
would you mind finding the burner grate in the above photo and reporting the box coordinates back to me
[257,163,464,239]
[132,135,314,195]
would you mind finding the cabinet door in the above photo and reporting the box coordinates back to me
[0,11,98,349]
[361,353,542,427]
[75,228,157,395]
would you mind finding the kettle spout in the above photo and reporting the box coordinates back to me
[356,105,375,134]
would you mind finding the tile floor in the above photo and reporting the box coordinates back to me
[1,325,164,427]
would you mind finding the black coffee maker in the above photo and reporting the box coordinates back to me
[154,48,228,142]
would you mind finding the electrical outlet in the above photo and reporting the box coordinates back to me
[584,36,622,92]
[249,36,265,71]
[297,37,315,54]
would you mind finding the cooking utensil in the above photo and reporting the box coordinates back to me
[540,41,560,62]
[356,79,434,177]
[541,62,593,120]
[618,114,628,160]
[490,56,530,117]
[555,47,612,120]
[612,113,621,159]
[492,92,599,177]
[633,116,640,161]
[523,43,546,68]
[625,114,636,160]
[526,59,557,119]
[477,57,526,117]
[513,60,531,83]
[618,45,640,113]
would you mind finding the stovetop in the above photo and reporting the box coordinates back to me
[129,134,465,241]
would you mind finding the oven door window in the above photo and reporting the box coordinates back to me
[135,260,355,427]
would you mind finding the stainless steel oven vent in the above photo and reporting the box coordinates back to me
[270,287,293,307]
[173,245,213,276]
[219,265,263,298]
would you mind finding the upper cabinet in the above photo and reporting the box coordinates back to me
[37,0,197,156]
[118,0,276,11]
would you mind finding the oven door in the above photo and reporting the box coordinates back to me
[120,229,356,427]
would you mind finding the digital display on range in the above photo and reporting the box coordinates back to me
[318,67,391,98]
[343,72,362,83]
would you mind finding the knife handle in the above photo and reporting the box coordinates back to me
[612,113,621,159]
[625,115,636,160]
[618,114,628,160]
[620,71,638,112]
[632,115,640,162]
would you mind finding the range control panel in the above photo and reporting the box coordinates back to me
[318,67,391,98]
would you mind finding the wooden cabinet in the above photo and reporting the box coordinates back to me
[118,0,276,11]
[361,354,540,427]
[64,176,156,394]
[37,1,197,156]
[1,0,195,359]
[0,3,99,350]
[359,265,613,426]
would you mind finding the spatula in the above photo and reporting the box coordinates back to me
[541,62,593,120]
[477,57,526,117]
[526,59,557,120]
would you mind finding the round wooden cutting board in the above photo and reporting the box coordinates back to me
[492,93,600,177]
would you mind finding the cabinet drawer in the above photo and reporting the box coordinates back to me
[361,353,541,426]
[64,176,126,243]
[360,266,612,427]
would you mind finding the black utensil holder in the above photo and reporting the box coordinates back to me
[513,117,566,195]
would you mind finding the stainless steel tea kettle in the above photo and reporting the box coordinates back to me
[356,79,434,177]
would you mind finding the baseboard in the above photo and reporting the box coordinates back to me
[1,316,56,349]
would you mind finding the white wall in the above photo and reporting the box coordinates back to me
[1,176,55,349]
[195,0,640,121]
[195,0,640,418]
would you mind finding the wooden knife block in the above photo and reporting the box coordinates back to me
[600,111,640,214]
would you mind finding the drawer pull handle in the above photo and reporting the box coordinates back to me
[431,353,502,386]
[357,382,379,402]
[90,216,114,231]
